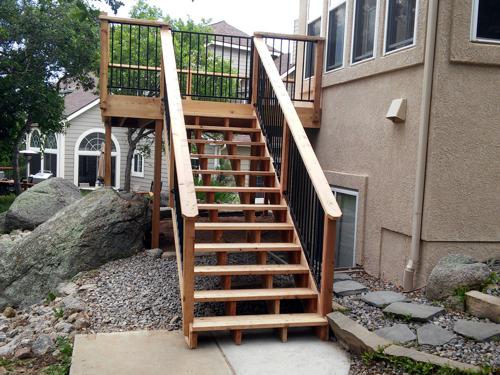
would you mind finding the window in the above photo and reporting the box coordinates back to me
[385,0,417,53]
[472,0,500,43]
[326,0,347,71]
[26,130,58,176]
[304,17,321,79]
[352,0,378,63]
[332,187,358,268]
[30,130,41,149]
[131,152,144,177]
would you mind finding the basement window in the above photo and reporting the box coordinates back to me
[131,151,144,178]
[332,187,358,268]
[352,0,378,63]
[385,0,417,53]
[326,0,347,71]
[472,0,500,44]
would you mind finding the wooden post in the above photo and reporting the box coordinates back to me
[318,216,336,316]
[186,71,192,100]
[99,15,109,111]
[251,45,259,105]
[183,217,196,344]
[168,134,175,209]
[279,121,290,195]
[312,39,324,124]
[104,121,112,187]
[151,120,163,249]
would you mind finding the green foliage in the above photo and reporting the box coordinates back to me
[46,291,57,304]
[453,286,471,304]
[44,337,73,375]
[0,194,15,213]
[53,307,64,319]
[481,272,499,292]
[194,177,239,204]
[361,349,492,375]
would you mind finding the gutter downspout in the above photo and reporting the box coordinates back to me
[403,0,439,291]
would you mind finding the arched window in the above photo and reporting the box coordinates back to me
[30,130,41,149]
[45,133,58,150]
[79,132,116,152]
[43,133,58,176]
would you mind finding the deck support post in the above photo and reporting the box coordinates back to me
[318,216,336,316]
[183,217,196,340]
[104,121,112,187]
[312,39,324,124]
[151,119,163,248]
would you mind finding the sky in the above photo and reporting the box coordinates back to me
[97,0,300,36]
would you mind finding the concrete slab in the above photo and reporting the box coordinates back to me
[333,280,368,296]
[215,330,350,375]
[70,330,232,375]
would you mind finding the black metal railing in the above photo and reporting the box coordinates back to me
[108,21,162,97]
[171,30,253,102]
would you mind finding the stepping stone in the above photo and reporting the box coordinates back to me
[361,291,408,308]
[453,320,500,341]
[333,280,368,296]
[417,324,455,346]
[383,302,444,322]
[375,324,416,343]
[334,273,352,281]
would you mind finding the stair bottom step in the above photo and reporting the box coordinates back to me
[190,313,327,332]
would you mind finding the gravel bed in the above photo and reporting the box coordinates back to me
[335,271,500,369]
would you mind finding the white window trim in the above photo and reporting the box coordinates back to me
[332,186,359,268]
[350,0,380,66]
[73,128,121,189]
[131,151,145,178]
[325,0,348,73]
[27,129,61,177]
[383,0,419,56]
[471,0,500,45]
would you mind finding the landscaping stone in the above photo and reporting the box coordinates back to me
[374,324,416,343]
[4,178,81,231]
[361,291,408,308]
[383,302,444,321]
[333,280,368,296]
[14,346,32,359]
[32,334,54,356]
[327,312,392,354]
[465,290,500,323]
[60,296,85,314]
[145,248,163,259]
[417,324,455,346]
[57,282,78,296]
[453,319,500,341]
[334,273,352,281]
[426,253,491,300]
[383,345,480,372]
[0,188,149,310]
[0,212,6,234]
[3,306,16,318]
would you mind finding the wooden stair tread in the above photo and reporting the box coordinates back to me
[188,140,265,146]
[194,242,301,252]
[193,169,275,176]
[186,125,260,133]
[195,186,279,193]
[197,203,286,211]
[191,313,327,332]
[194,264,308,276]
[194,288,317,302]
[191,154,269,160]
[194,222,293,230]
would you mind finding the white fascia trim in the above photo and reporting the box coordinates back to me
[66,99,100,122]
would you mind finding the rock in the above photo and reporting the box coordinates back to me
[444,295,465,312]
[0,189,149,310]
[145,248,163,259]
[383,302,445,321]
[334,273,352,281]
[426,254,491,300]
[169,315,179,325]
[333,280,368,296]
[3,306,16,318]
[327,312,392,354]
[0,212,6,234]
[453,320,500,341]
[14,346,32,359]
[74,317,90,330]
[60,296,85,314]
[0,332,6,342]
[465,290,500,323]
[417,324,455,346]
[67,313,79,323]
[361,291,408,308]
[4,178,81,231]
[383,345,480,372]
[32,334,54,356]
[54,322,74,334]
[374,324,416,343]
[78,284,96,292]
[57,282,78,296]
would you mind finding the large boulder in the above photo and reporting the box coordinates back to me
[0,188,149,309]
[426,254,491,300]
[5,178,81,231]
[0,212,6,234]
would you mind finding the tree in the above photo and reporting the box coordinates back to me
[0,0,122,194]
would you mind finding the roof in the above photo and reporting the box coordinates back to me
[63,88,99,117]
[210,21,250,38]
[274,53,295,76]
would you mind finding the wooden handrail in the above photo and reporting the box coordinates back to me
[254,31,325,42]
[99,13,169,27]
[253,37,341,219]
[160,28,199,219]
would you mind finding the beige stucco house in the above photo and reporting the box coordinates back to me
[297,0,499,289]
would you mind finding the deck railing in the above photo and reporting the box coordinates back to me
[253,36,340,316]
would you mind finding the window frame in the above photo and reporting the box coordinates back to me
[350,0,380,66]
[471,0,500,45]
[325,0,348,72]
[383,0,419,55]
[304,16,322,80]
[131,151,145,178]
[331,186,359,268]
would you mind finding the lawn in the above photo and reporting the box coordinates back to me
[0,194,15,213]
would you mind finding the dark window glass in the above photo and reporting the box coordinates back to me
[326,4,346,71]
[476,0,500,41]
[304,18,321,79]
[352,0,377,63]
[79,155,116,187]
[386,0,416,52]
[43,153,57,175]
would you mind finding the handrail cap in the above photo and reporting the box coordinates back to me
[99,14,170,28]
[253,31,325,42]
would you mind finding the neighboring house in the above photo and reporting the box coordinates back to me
[25,88,168,193]
[296,0,500,287]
